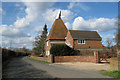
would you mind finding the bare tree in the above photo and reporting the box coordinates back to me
[106,38,113,49]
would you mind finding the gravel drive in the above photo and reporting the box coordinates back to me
[54,62,110,71]
[3,56,112,78]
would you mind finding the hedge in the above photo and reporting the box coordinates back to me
[50,44,79,56]
[2,48,28,62]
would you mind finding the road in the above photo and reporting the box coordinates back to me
[3,56,111,78]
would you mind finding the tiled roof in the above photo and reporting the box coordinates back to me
[69,30,102,40]
[46,19,68,40]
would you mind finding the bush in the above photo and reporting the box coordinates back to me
[33,52,41,56]
[50,44,78,56]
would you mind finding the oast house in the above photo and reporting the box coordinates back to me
[45,11,104,56]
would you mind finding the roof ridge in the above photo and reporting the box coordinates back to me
[69,30,97,32]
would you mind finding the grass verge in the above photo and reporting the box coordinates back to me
[28,57,51,64]
[101,70,120,78]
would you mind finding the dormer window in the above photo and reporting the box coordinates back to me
[78,40,85,44]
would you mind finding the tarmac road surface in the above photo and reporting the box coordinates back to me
[3,56,112,78]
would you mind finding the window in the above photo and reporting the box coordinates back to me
[78,40,85,44]
[46,51,50,55]
[47,41,49,46]
[48,51,50,55]
[67,40,71,45]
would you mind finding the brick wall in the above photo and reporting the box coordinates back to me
[54,56,96,63]
[45,40,51,51]
[65,31,103,49]
[65,31,73,47]
[53,51,99,63]
[74,40,103,49]
[30,51,99,63]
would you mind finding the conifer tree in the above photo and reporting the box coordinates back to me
[33,24,47,55]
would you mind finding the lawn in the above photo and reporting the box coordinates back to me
[28,57,51,64]
[101,70,120,78]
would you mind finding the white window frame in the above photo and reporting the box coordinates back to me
[48,51,50,55]
[67,40,71,45]
[47,41,49,46]
[46,51,50,56]
[78,40,85,44]
[65,37,67,39]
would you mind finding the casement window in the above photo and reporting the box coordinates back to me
[67,40,71,45]
[48,51,50,55]
[47,41,49,46]
[46,51,50,55]
[78,40,85,44]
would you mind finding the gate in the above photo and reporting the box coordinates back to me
[98,51,117,63]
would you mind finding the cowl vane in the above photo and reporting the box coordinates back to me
[58,11,61,19]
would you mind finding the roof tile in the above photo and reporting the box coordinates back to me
[69,30,102,40]
[47,19,68,40]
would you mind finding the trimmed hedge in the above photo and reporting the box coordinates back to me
[50,44,79,56]
[2,48,28,62]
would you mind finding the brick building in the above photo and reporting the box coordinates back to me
[45,11,104,56]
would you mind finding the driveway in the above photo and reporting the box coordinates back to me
[3,56,111,78]
[54,62,110,71]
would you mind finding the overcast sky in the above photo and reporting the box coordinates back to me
[0,1,118,49]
